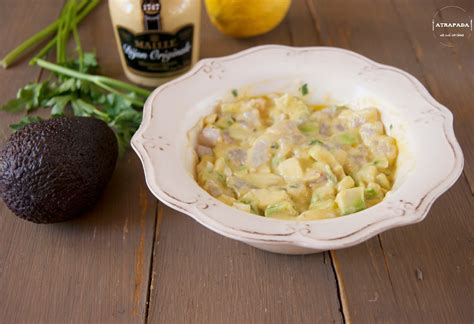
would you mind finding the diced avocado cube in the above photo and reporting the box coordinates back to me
[277,157,303,182]
[196,156,214,176]
[228,123,250,140]
[309,145,345,180]
[370,135,398,164]
[323,164,338,185]
[274,94,310,121]
[271,155,283,168]
[298,200,337,220]
[365,182,382,200]
[204,113,217,124]
[376,173,391,189]
[203,179,225,197]
[298,122,319,133]
[337,176,355,192]
[215,115,234,129]
[308,145,329,162]
[286,183,309,199]
[213,157,226,174]
[242,189,290,211]
[364,188,377,200]
[221,102,243,113]
[310,199,336,211]
[218,194,236,205]
[335,187,366,215]
[241,173,284,188]
[310,185,336,208]
[264,200,298,218]
[334,131,360,145]
[373,157,389,169]
[239,192,259,211]
[355,164,378,185]
[233,202,252,213]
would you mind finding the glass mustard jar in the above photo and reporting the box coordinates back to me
[108,0,201,87]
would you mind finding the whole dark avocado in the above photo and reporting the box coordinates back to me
[0,117,118,223]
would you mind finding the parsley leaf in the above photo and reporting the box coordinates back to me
[1,52,149,155]
[48,94,73,116]
[300,83,309,96]
[10,116,44,131]
[1,97,30,113]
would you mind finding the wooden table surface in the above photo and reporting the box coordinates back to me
[1,1,473,323]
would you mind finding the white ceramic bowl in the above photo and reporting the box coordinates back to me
[132,45,463,254]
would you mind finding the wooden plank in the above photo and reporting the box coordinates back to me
[393,0,474,192]
[310,0,474,321]
[379,0,474,321]
[332,178,474,323]
[147,5,343,323]
[0,2,157,323]
[286,0,321,46]
[0,0,59,301]
[148,206,344,324]
[0,3,48,142]
[378,178,473,321]
[451,0,474,99]
[433,0,474,85]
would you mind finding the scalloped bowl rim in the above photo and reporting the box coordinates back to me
[132,45,464,254]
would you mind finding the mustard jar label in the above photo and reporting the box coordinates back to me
[117,24,194,76]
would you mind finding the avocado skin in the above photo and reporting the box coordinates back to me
[0,117,118,223]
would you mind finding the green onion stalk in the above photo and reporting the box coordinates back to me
[36,59,151,106]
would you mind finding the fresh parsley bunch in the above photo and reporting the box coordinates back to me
[2,53,149,154]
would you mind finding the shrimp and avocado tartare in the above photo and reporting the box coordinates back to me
[194,93,397,220]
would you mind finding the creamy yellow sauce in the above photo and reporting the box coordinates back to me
[195,93,398,220]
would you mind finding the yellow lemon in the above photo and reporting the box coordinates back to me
[205,0,291,38]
